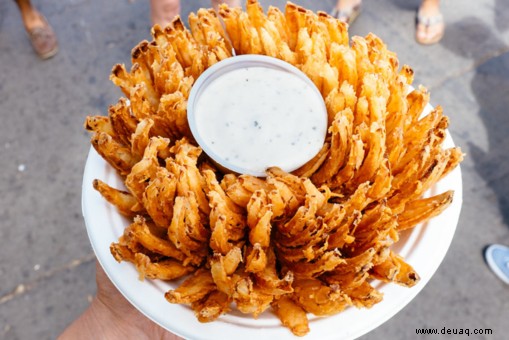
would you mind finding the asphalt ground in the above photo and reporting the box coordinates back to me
[1,0,508,339]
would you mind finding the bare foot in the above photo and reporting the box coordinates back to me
[211,0,241,11]
[150,0,180,28]
[416,0,444,44]
[334,0,362,12]
[331,0,362,24]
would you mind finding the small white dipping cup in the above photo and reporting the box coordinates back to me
[187,55,327,177]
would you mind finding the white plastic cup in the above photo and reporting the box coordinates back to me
[187,55,327,177]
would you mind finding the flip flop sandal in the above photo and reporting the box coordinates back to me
[415,10,444,45]
[485,244,509,284]
[330,3,362,24]
[27,15,58,59]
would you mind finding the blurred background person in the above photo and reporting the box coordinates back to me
[14,0,58,59]
[330,0,444,45]
[151,0,241,27]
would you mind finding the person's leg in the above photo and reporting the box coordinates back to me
[419,0,441,16]
[15,0,43,30]
[150,0,180,27]
[330,0,362,24]
[14,0,58,59]
[211,0,241,11]
[416,0,444,45]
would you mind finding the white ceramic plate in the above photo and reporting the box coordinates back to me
[82,113,462,340]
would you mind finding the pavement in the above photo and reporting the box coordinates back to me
[1,0,508,339]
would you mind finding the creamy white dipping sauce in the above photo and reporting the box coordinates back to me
[190,59,327,176]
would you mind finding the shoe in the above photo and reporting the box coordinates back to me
[484,244,509,284]
[27,15,58,59]
[330,1,362,24]
[415,9,444,45]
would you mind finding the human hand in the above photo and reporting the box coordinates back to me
[59,261,183,340]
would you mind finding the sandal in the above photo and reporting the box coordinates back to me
[330,1,362,24]
[485,244,509,284]
[415,9,444,45]
[27,15,58,59]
